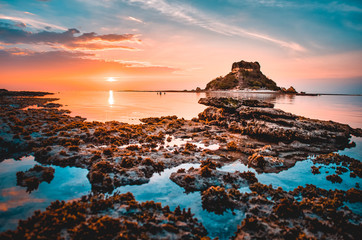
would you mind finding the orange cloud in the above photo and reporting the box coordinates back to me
[0,50,178,91]
[0,23,141,51]
[0,187,45,212]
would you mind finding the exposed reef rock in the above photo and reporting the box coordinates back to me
[0,192,208,240]
[87,158,165,193]
[16,164,55,193]
[201,186,239,215]
[197,97,361,173]
[199,97,274,110]
[170,160,257,192]
[205,60,280,91]
[230,183,362,239]
[0,89,53,97]
[312,153,362,178]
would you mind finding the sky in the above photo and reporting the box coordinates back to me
[0,0,361,93]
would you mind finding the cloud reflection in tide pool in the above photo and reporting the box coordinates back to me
[115,164,244,240]
[0,156,91,232]
[0,138,360,237]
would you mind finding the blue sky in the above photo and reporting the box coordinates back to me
[0,0,361,93]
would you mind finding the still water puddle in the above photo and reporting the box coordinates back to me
[0,156,91,232]
[338,136,362,160]
[163,135,220,151]
[114,163,244,240]
[220,153,362,217]
[115,164,244,239]
[1,140,360,238]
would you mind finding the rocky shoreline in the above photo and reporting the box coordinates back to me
[0,91,361,239]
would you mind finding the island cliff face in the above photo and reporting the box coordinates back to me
[205,60,280,91]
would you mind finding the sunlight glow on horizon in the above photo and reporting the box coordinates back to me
[106,77,117,82]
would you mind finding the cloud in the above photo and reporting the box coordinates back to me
[0,49,88,62]
[23,12,35,16]
[245,0,362,13]
[123,0,305,52]
[0,49,178,89]
[127,16,144,23]
[0,48,175,71]
[113,59,175,68]
[0,47,35,56]
[0,22,141,51]
[0,14,67,31]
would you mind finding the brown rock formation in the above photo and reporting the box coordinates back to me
[205,60,280,91]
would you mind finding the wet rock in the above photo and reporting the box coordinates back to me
[0,192,208,240]
[87,159,161,194]
[201,186,234,214]
[0,89,53,97]
[42,103,62,108]
[248,153,283,172]
[198,97,273,110]
[326,174,343,183]
[170,160,256,192]
[16,164,55,193]
[346,188,362,203]
[247,153,266,169]
[313,153,362,178]
[272,198,301,218]
[196,97,360,173]
[231,184,361,240]
[311,165,321,174]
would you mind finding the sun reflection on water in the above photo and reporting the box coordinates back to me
[108,90,114,106]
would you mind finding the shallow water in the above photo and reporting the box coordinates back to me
[113,139,361,239]
[51,91,362,128]
[115,164,244,239]
[0,156,91,232]
[0,138,360,238]
[338,136,362,160]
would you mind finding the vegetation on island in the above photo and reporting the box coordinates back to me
[205,60,280,91]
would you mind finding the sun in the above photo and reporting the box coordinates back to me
[106,77,117,82]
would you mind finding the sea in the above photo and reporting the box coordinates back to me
[1,91,361,238]
[52,91,362,128]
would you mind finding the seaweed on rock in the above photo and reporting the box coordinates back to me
[0,192,209,240]
[16,164,55,193]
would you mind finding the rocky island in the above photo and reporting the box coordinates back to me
[205,60,280,91]
[205,60,298,93]
[0,90,361,239]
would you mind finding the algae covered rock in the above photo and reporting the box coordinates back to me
[16,164,55,193]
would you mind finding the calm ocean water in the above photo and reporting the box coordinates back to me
[1,91,361,237]
[53,91,362,128]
